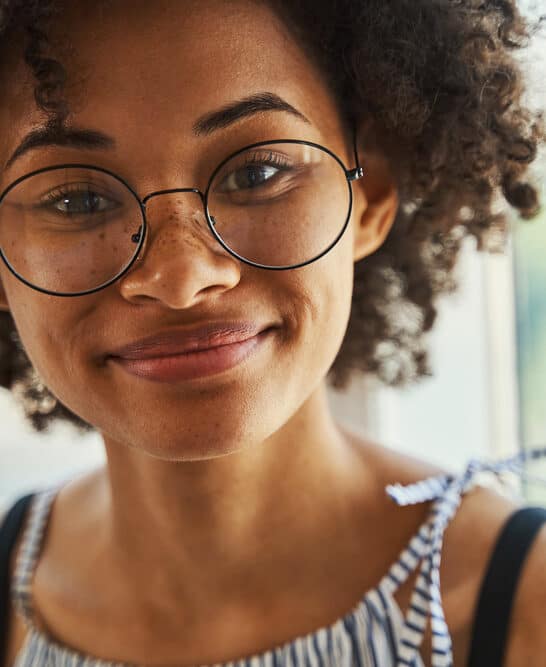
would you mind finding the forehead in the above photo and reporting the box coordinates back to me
[0,0,346,177]
[58,1,308,99]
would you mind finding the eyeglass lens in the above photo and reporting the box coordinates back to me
[0,142,351,295]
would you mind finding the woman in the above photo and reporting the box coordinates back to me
[0,1,545,666]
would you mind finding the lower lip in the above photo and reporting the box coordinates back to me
[108,329,274,383]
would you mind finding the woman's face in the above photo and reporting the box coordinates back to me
[0,0,392,459]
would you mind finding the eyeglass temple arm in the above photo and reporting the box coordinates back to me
[346,122,364,182]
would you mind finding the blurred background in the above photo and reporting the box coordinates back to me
[1,0,545,512]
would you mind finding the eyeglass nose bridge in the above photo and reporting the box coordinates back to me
[141,187,205,207]
[135,187,209,244]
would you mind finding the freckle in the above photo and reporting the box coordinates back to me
[99,232,105,240]
[112,245,118,252]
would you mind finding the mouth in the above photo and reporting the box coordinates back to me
[107,326,277,383]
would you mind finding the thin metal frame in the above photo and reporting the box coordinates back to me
[0,127,364,297]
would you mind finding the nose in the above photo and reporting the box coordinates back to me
[118,191,241,308]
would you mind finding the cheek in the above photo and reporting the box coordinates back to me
[283,240,354,376]
[2,275,90,392]
[320,249,355,354]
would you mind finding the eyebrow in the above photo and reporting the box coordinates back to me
[4,126,115,171]
[192,91,310,135]
[4,91,310,170]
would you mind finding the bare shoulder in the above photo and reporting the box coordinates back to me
[1,470,103,667]
[440,481,520,664]
[442,481,546,667]
[347,433,534,667]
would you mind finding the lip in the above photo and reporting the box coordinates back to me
[106,321,277,383]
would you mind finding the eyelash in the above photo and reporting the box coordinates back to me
[242,151,291,169]
[44,185,97,201]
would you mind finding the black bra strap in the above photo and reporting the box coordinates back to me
[467,505,546,666]
[0,494,36,667]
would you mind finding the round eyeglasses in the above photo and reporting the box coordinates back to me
[0,135,364,297]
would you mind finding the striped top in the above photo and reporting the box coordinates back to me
[10,446,546,667]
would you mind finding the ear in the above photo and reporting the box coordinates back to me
[351,147,399,264]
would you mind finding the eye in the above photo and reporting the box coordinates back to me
[222,164,279,191]
[40,185,119,216]
[216,151,293,193]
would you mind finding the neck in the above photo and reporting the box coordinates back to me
[96,382,371,611]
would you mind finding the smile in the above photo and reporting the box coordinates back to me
[107,328,275,383]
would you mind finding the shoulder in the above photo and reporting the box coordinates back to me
[443,483,546,667]
[0,480,91,661]
[1,495,35,667]
[349,434,537,666]
[440,482,519,663]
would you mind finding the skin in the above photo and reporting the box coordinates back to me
[1,2,545,666]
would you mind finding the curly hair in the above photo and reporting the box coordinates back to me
[0,0,543,432]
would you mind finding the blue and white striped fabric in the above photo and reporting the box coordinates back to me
[10,446,546,667]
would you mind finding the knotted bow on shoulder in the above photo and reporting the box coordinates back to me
[383,446,546,667]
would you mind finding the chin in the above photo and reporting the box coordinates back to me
[100,406,279,462]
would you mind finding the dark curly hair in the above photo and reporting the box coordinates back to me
[0,0,543,432]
